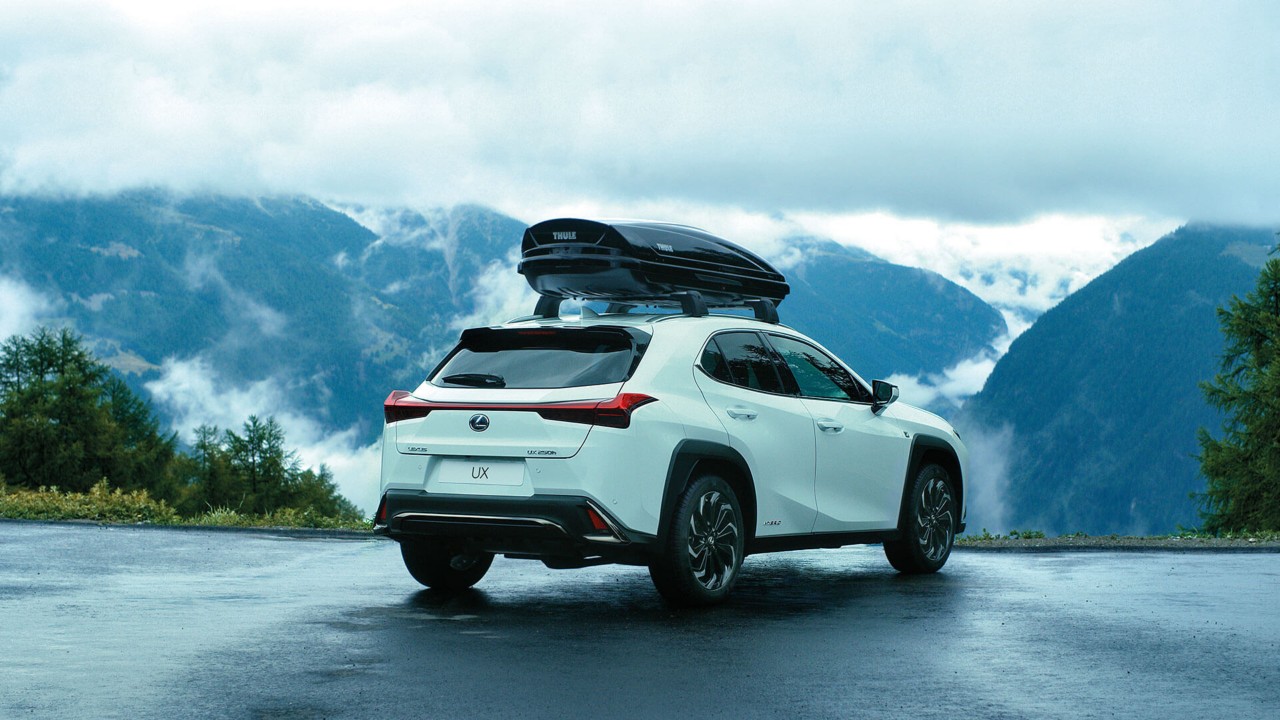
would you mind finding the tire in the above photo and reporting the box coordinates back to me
[649,474,745,607]
[400,541,494,591]
[884,463,956,574]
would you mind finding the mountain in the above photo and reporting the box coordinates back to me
[782,236,1005,383]
[0,191,1005,444]
[0,192,518,437]
[958,223,1278,534]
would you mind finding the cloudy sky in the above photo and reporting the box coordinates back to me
[2,0,1276,223]
[4,0,1274,321]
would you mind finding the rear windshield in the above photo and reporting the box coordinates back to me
[429,327,649,389]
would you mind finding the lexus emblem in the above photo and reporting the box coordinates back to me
[469,414,490,432]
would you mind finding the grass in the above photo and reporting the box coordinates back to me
[0,480,372,531]
[182,506,372,531]
[958,528,1047,543]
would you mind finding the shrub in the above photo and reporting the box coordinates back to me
[184,506,371,530]
[0,479,179,524]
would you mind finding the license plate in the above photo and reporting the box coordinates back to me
[438,459,524,486]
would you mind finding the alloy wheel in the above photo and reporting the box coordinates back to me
[916,477,955,562]
[687,490,740,591]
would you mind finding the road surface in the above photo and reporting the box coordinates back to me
[1,522,1276,719]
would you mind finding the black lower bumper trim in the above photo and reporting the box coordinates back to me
[381,490,657,565]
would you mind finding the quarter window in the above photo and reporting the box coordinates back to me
[767,335,869,402]
[707,332,786,394]
[700,340,733,383]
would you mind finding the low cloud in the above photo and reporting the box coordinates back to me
[144,357,379,514]
[0,276,57,340]
[182,253,287,338]
[788,212,1180,329]
[337,205,453,256]
[886,328,1019,411]
[449,252,538,330]
[887,349,1001,411]
[955,422,1014,535]
[889,342,1017,536]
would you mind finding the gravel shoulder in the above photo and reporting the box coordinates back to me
[957,535,1280,552]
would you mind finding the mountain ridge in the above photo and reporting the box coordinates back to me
[958,223,1278,534]
[0,191,1006,445]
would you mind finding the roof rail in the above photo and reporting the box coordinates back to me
[534,296,562,319]
[745,298,779,323]
[671,291,708,317]
[527,291,780,323]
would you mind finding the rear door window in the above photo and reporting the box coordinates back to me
[707,332,787,394]
[431,327,647,389]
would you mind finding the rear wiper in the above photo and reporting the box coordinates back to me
[441,373,507,388]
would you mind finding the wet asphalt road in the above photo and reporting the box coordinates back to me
[2,523,1277,720]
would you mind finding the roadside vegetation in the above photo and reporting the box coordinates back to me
[0,480,372,530]
[0,327,368,530]
[958,527,1280,547]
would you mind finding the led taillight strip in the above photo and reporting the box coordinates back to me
[383,391,657,429]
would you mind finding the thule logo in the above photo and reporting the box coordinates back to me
[552,231,577,240]
[656,243,674,253]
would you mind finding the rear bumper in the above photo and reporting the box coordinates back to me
[375,489,658,565]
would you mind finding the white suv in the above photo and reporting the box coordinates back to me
[375,220,968,606]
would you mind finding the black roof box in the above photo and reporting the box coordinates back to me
[518,218,791,309]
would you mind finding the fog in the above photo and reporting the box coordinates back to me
[0,276,56,341]
[144,357,380,515]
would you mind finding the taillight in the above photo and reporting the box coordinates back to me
[381,391,657,428]
[375,495,388,525]
[537,393,657,429]
[384,390,431,424]
[594,393,658,428]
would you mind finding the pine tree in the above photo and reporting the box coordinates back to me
[0,327,175,493]
[1197,241,1280,532]
[225,416,299,514]
[171,424,240,514]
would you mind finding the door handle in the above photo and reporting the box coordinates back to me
[817,420,844,433]
[725,406,758,421]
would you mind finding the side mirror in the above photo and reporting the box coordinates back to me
[872,380,899,410]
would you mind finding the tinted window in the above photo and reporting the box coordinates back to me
[712,332,786,394]
[700,339,733,383]
[768,335,869,402]
[431,327,645,389]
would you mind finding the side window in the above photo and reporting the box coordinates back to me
[767,335,870,402]
[710,332,786,394]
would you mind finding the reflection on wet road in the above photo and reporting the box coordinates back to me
[2,523,1276,719]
